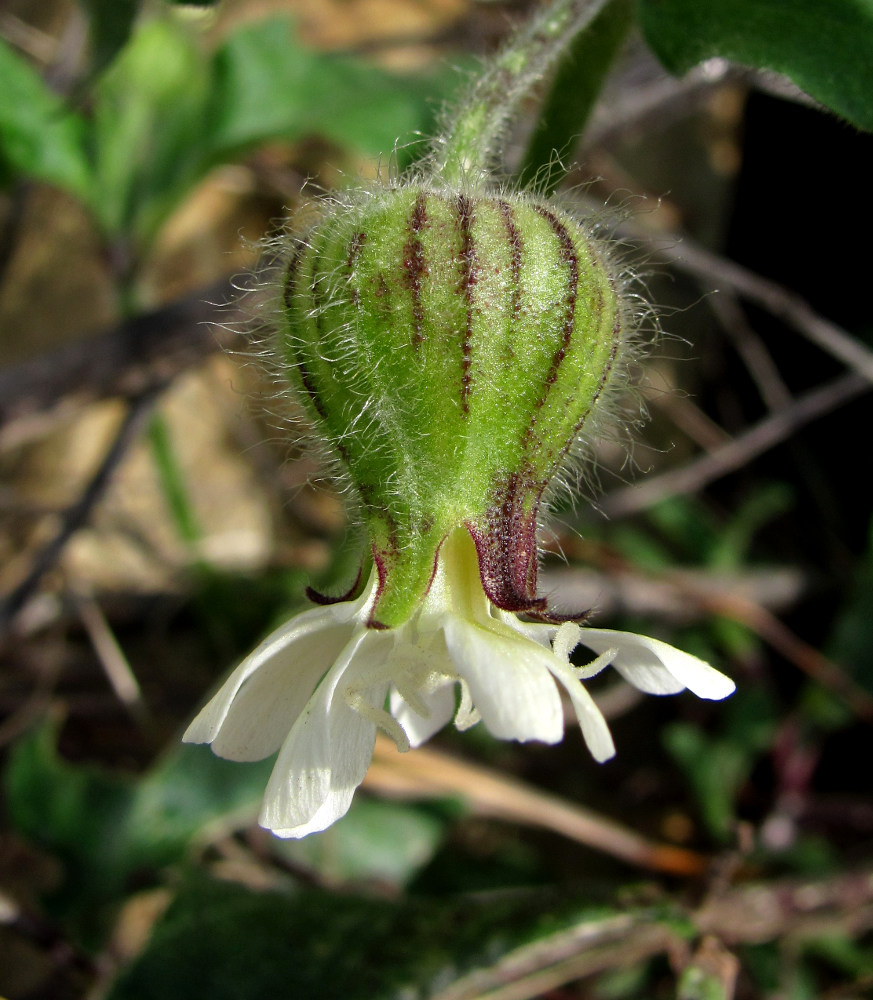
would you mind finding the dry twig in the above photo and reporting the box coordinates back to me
[600,371,870,518]
[0,390,160,637]
[367,736,708,877]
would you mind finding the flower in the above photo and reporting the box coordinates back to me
[184,528,734,838]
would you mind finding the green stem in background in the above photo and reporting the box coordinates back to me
[147,412,235,655]
[432,0,611,185]
[147,413,203,550]
[518,0,633,191]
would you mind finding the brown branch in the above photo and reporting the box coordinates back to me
[600,371,870,519]
[0,389,161,637]
[0,277,242,447]
[367,736,709,877]
[696,588,873,724]
[647,231,873,387]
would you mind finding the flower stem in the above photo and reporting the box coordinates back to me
[431,0,611,185]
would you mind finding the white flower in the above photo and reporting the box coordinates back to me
[184,529,735,838]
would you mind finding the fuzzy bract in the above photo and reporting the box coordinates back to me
[280,185,625,629]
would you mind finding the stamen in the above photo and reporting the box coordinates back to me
[344,688,411,753]
[552,621,582,662]
[392,672,435,720]
[454,679,481,731]
[572,649,616,680]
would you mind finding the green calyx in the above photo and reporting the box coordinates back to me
[279,185,623,628]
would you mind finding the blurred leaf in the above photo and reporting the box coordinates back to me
[84,13,456,255]
[0,39,91,197]
[663,723,748,842]
[3,721,272,927]
[664,686,778,841]
[677,964,730,1000]
[88,16,211,243]
[709,482,793,571]
[203,16,449,161]
[803,933,873,980]
[275,796,448,887]
[827,514,873,693]
[637,0,873,132]
[647,496,721,565]
[518,0,633,190]
[79,0,140,77]
[107,876,687,1000]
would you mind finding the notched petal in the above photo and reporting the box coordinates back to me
[577,628,735,700]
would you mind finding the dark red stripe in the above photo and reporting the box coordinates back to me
[346,231,367,306]
[515,207,581,468]
[533,206,578,394]
[282,243,305,312]
[497,199,522,320]
[403,193,428,348]
[457,194,479,415]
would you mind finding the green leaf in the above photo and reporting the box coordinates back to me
[204,16,450,161]
[0,39,91,197]
[519,0,633,190]
[637,0,873,132]
[274,797,447,887]
[3,721,272,930]
[88,15,211,243]
[85,12,456,255]
[664,686,777,841]
[663,723,748,842]
[2,715,446,933]
[107,876,686,1000]
[79,0,140,77]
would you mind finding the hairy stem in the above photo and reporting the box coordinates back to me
[431,0,611,184]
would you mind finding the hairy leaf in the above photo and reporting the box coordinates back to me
[638,0,873,131]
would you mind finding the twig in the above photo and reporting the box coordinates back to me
[695,867,873,945]
[649,232,873,387]
[367,736,708,876]
[72,589,151,727]
[696,588,873,724]
[0,12,57,63]
[600,371,870,518]
[706,290,793,412]
[0,390,160,637]
[433,867,873,1000]
[0,276,240,446]
[585,59,822,153]
[434,914,681,1000]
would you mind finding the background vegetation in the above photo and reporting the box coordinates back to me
[1,1,872,997]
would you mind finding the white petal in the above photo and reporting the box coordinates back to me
[259,631,391,837]
[390,682,456,748]
[578,628,736,700]
[546,657,616,762]
[208,621,355,761]
[265,694,380,838]
[182,601,356,752]
[443,617,563,744]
